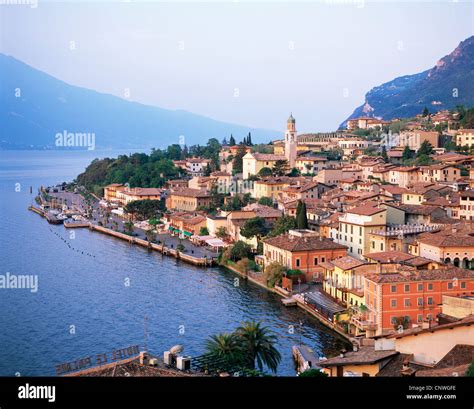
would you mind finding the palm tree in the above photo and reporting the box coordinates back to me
[235,321,281,373]
[205,333,243,367]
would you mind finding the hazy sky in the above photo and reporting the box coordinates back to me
[1,1,473,133]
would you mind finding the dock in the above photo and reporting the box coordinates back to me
[292,345,322,374]
[281,296,297,307]
[64,221,90,228]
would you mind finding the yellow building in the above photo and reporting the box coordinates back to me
[455,129,474,147]
[253,177,292,200]
[321,256,372,308]
[103,184,125,202]
[165,188,212,212]
[242,153,287,179]
[115,187,163,205]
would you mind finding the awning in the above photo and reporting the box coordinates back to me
[205,238,226,247]
[183,231,193,237]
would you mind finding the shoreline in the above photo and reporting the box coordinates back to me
[30,204,352,344]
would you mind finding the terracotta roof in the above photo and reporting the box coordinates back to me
[417,229,474,247]
[366,267,474,284]
[170,188,211,198]
[346,204,385,216]
[364,251,415,263]
[319,347,399,367]
[387,315,474,339]
[263,234,347,252]
[388,203,442,215]
[330,256,367,270]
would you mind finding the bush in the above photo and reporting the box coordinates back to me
[264,262,287,288]
[299,369,328,377]
[230,241,252,261]
[466,361,474,377]
[286,269,303,277]
[236,258,252,273]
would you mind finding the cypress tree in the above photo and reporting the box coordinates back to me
[229,135,236,146]
[296,200,308,229]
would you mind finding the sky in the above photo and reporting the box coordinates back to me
[0,0,473,133]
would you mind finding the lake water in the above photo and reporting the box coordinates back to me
[0,150,348,376]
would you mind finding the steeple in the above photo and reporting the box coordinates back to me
[285,114,297,168]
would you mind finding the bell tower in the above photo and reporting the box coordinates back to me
[285,113,297,168]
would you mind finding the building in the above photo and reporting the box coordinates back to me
[173,158,211,177]
[364,267,474,335]
[346,117,390,130]
[285,114,297,168]
[417,164,460,184]
[242,153,287,179]
[262,229,347,281]
[459,190,474,220]
[398,130,439,151]
[103,184,125,202]
[165,188,212,212]
[388,167,419,188]
[295,155,328,175]
[455,129,474,148]
[337,205,387,259]
[321,256,372,308]
[413,227,474,268]
[168,212,207,237]
[114,187,165,205]
[253,177,294,200]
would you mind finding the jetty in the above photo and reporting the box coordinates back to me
[292,345,322,374]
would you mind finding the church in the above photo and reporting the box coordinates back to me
[242,114,298,179]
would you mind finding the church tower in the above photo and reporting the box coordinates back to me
[285,113,297,168]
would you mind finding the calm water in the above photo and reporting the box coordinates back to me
[0,150,348,376]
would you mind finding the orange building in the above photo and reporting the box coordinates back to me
[262,229,347,281]
[364,267,474,336]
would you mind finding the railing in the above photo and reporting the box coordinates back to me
[371,224,441,237]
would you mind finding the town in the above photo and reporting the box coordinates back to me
[32,107,474,378]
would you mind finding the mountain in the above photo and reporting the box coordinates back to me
[0,54,280,150]
[340,36,474,128]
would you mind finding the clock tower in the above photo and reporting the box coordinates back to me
[285,114,297,168]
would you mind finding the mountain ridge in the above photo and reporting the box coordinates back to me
[340,36,474,128]
[0,54,281,150]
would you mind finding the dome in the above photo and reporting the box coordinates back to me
[287,113,295,123]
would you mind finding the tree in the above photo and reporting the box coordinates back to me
[216,226,229,241]
[230,241,252,261]
[417,140,434,157]
[235,321,281,373]
[402,145,414,162]
[466,361,474,377]
[272,160,289,176]
[258,197,274,207]
[199,226,209,236]
[422,106,430,117]
[229,135,236,146]
[124,199,164,221]
[232,144,247,174]
[381,145,388,162]
[247,132,253,146]
[264,262,286,288]
[296,200,308,229]
[268,215,296,237]
[299,369,328,377]
[258,167,273,177]
[240,217,269,240]
[288,167,301,177]
[145,228,157,243]
[124,221,134,235]
[204,163,212,176]
[205,333,244,368]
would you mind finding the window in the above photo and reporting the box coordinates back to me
[321,257,325,263]
[447,282,453,290]
[428,283,433,291]
[417,297,423,306]
[461,281,466,289]
[390,317,397,325]
[427,297,433,305]
[391,285,397,293]
[404,284,410,292]
[314,257,318,265]
[296,259,301,268]
[391,299,397,308]
[404,299,411,307]
[417,283,423,291]
[417,314,423,323]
